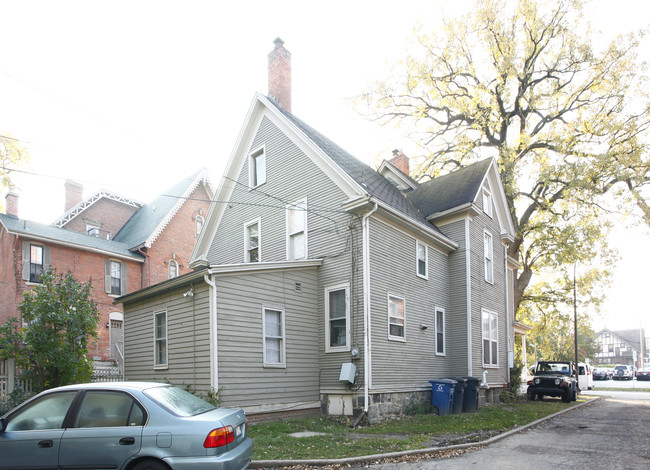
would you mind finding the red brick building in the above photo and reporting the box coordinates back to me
[0,169,212,372]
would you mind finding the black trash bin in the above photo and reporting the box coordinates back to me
[461,376,480,412]
[448,377,467,414]
[429,379,456,416]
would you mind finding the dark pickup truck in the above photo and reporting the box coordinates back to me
[527,360,578,403]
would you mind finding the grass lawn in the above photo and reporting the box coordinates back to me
[249,398,583,460]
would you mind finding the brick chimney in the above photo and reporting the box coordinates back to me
[5,188,19,218]
[64,180,84,212]
[268,37,291,112]
[389,149,410,176]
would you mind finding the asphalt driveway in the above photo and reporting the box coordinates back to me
[349,393,650,469]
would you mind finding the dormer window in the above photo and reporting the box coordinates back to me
[249,147,266,188]
[86,224,100,237]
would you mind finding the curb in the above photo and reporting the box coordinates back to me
[249,396,601,468]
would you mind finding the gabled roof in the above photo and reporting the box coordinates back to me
[52,190,143,228]
[113,169,211,250]
[0,213,143,262]
[596,328,644,350]
[407,159,492,217]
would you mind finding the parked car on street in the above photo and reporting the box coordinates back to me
[593,368,613,380]
[578,362,594,390]
[0,382,252,470]
[527,361,578,403]
[637,368,650,381]
[613,364,635,380]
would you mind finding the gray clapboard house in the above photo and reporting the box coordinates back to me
[117,40,518,422]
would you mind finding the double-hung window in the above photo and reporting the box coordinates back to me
[249,147,266,188]
[287,199,307,260]
[388,295,406,341]
[263,307,285,367]
[482,308,498,366]
[245,219,260,262]
[29,244,44,283]
[168,260,178,279]
[105,260,126,296]
[483,188,493,217]
[435,307,445,355]
[325,284,350,352]
[416,241,428,278]
[154,311,168,368]
[484,231,494,283]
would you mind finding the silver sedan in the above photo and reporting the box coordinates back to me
[0,382,252,470]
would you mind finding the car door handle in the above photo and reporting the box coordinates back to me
[119,437,135,445]
[38,440,54,448]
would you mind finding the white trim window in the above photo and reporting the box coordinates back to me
[388,294,406,341]
[154,310,168,368]
[168,259,179,279]
[482,188,493,218]
[29,244,44,283]
[245,219,260,262]
[195,215,204,241]
[484,230,494,284]
[249,146,266,188]
[416,241,428,279]
[325,284,350,352]
[263,307,285,367]
[482,308,498,367]
[286,198,307,260]
[105,259,126,296]
[435,307,446,356]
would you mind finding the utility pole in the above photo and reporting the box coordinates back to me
[574,264,579,382]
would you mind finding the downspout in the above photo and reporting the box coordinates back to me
[362,203,378,413]
[504,245,511,384]
[465,218,473,376]
[203,270,218,391]
[137,247,150,289]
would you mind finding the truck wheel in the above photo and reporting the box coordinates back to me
[537,393,544,401]
[572,389,577,401]
[527,390,536,401]
[562,390,571,403]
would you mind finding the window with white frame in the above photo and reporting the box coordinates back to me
[249,147,266,188]
[263,307,285,367]
[388,295,406,341]
[325,284,350,352]
[195,216,204,241]
[105,259,126,296]
[168,260,178,279]
[482,188,493,217]
[29,244,44,283]
[484,231,494,283]
[416,241,428,278]
[154,311,167,368]
[482,308,498,366]
[435,307,445,355]
[245,219,260,262]
[287,199,307,260]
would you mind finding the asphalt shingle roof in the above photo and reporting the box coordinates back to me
[406,159,492,218]
[0,213,141,260]
[270,100,445,234]
[113,169,205,249]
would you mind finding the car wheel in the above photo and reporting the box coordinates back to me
[572,389,577,401]
[562,390,571,403]
[131,460,170,470]
[527,391,535,401]
[537,393,544,401]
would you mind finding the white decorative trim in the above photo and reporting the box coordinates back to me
[53,190,143,228]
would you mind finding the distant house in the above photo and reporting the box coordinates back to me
[594,328,647,369]
[117,40,521,423]
[0,170,212,377]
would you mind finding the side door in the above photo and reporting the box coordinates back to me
[59,390,145,470]
[0,391,78,470]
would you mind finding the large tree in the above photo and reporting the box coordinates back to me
[362,0,650,328]
[0,269,99,392]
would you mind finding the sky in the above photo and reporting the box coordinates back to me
[1,0,649,334]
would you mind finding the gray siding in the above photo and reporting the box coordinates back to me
[123,282,212,390]
[214,268,320,408]
[367,216,450,392]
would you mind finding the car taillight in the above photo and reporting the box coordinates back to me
[203,426,235,448]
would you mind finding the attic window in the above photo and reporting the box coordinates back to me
[483,188,493,218]
[249,147,266,188]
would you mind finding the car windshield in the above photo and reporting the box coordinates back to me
[615,366,626,371]
[536,362,571,375]
[144,385,216,417]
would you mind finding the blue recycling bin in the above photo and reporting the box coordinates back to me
[429,379,457,416]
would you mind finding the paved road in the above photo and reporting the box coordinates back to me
[351,392,650,469]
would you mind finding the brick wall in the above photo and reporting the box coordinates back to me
[62,198,139,239]
[145,184,211,286]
